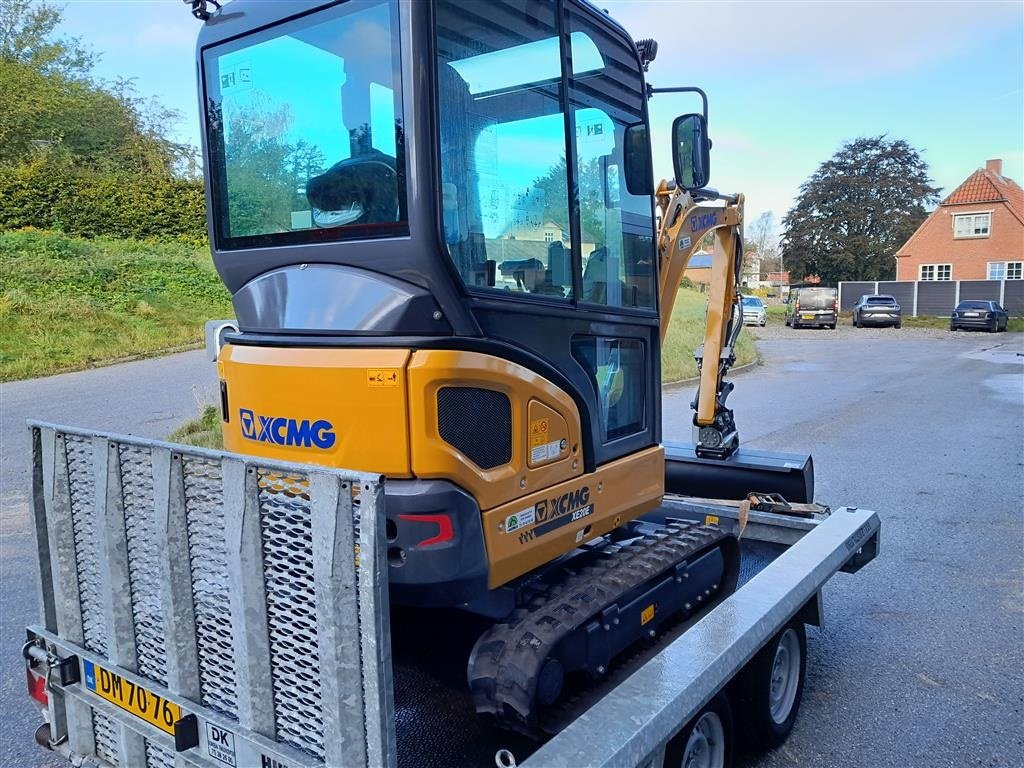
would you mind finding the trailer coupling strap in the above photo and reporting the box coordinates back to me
[746,492,816,518]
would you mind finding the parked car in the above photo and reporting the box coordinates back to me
[785,287,838,329]
[741,295,767,326]
[852,294,902,328]
[950,300,1009,332]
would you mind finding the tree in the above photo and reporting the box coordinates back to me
[529,157,606,246]
[745,211,777,278]
[780,136,940,283]
[0,0,95,78]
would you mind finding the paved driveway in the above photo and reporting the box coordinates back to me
[2,332,1022,767]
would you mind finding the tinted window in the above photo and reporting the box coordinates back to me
[957,301,990,310]
[796,289,836,309]
[866,296,896,305]
[572,336,646,441]
[436,0,573,299]
[203,0,406,249]
[569,7,656,310]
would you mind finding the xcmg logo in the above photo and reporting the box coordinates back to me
[239,409,336,450]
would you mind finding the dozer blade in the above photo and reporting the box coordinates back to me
[664,441,814,503]
[467,522,740,737]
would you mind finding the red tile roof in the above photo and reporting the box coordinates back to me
[943,167,1024,225]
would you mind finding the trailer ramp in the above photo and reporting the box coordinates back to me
[25,422,395,768]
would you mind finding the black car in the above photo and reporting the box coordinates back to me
[950,300,1009,332]
[852,294,902,328]
[785,287,838,329]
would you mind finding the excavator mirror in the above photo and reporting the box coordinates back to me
[672,113,711,191]
[623,123,653,196]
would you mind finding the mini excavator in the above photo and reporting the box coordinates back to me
[194,0,813,733]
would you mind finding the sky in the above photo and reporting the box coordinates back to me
[58,0,1024,238]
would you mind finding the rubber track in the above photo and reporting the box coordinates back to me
[468,522,734,735]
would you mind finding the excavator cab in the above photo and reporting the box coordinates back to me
[195,0,804,731]
[198,0,681,605]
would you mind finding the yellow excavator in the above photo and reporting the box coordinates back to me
[192,0,811,733]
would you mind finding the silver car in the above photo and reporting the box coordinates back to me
[741,296,767,326]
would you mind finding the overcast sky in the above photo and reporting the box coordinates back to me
[59,0,1023,235]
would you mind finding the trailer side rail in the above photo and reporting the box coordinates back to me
[522,506,880,768]
[26,421,396,768]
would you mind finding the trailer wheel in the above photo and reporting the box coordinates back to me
[736,621,806,749]
[663,693,734,768]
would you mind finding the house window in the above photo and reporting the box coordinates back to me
[544,231,555,243]
[988,262,1023,280]
[953,212,991,238]
[920,264,952,281]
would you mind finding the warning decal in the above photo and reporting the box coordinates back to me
[367,369,400,387]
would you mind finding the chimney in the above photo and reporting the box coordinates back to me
[986,158,1003,175]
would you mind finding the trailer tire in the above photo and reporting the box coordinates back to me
[736,621,806,749]
[663,693,734,768]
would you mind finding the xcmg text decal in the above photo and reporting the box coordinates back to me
[690,212,718,232]
[239,409,336,449]
[517,485,594,543]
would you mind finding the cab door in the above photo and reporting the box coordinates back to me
[435,0,660,472]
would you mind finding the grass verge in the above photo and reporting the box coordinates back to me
[898,314,1024,332]
[0,229,232,381]
[662,287,758,382]
[169,405,222,449]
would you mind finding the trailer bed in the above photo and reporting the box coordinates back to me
[390,538,786,768]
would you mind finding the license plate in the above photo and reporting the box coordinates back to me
[83,660,182,735]
[964,312,979,317]
[802,314,814,320]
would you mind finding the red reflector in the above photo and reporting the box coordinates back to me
[398,514,454,548]
[26,668,47,706]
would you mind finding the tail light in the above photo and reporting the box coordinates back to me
[398,513,454,548]
[26,667,47,706]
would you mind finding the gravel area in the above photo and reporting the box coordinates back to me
[745,320,1017,342]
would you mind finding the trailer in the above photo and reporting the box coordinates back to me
[23,421,879,768]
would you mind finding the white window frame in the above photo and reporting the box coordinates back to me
[544,231,555,243]
[953,210,992,239]
[920,263,952,281]
[987,262,1005,280]
[1007,261,1023,280]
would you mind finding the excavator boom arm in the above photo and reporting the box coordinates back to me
[656,181,746,457]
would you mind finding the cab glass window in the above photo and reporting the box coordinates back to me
[436,0,575,299]
[569,8,656,310]
[572,337,646,441]
[203,0,406,249]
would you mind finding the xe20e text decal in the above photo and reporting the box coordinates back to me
[517,486,594,544]
[239,408,336,449]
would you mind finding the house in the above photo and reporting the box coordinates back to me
[684,250,714,285]
[511,220,597,258]
[741,251,762,288]
[895,159,1024,282]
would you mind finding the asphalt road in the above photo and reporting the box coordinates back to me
[1,332,1022,767]
[662,331,1024,768]
[0,351,216,767]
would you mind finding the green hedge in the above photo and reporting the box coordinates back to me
[0,156,206,243]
